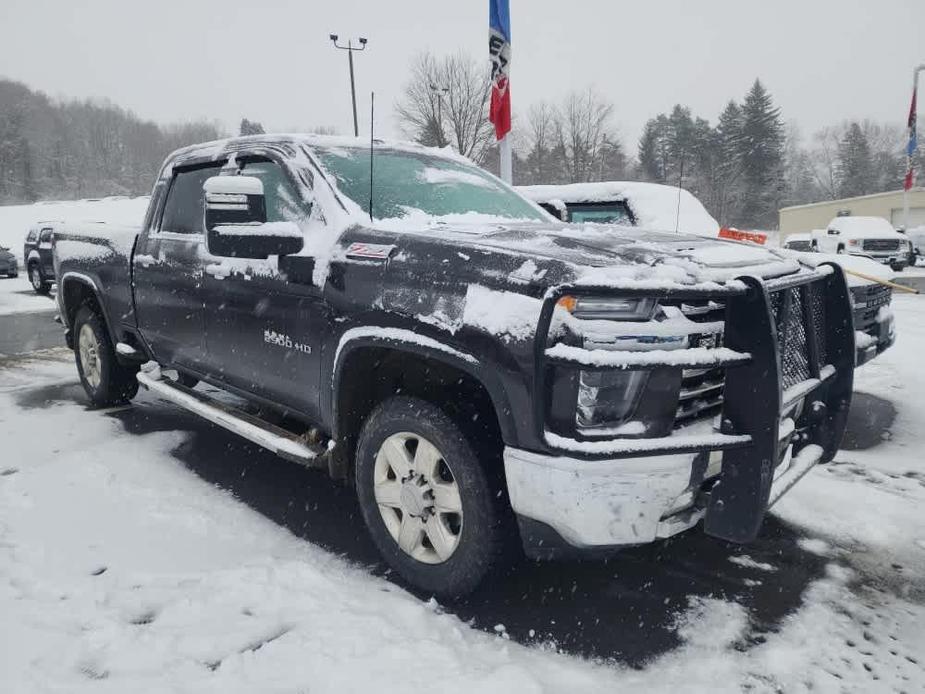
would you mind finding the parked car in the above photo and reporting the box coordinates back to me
[24,222,59,293]
[0,246,18,277]
[811,216,911,270]
[517,181,721,237]
[782,233,814,252]
[53,134,855,598]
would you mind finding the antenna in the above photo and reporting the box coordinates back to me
[369,91,375,223]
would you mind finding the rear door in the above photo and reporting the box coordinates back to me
[133,161,224,371]
[200,155,326,419]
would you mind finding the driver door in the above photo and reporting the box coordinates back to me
[201,156,327,421]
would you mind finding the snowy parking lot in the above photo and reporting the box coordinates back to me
[1,277,924,692]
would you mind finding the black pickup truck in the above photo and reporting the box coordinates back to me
[53,134,855,597]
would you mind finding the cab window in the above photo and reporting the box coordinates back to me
[240,159,310,223]
[160,163,224,234]
[27,229,38,242]
[566,202,633,225]
[39,228,54,243]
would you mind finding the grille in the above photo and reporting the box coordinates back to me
[674,299,726,425]
[850,284,890,334]
[770,287,814,391]
[809,284,828,364]
[862,239,900,252]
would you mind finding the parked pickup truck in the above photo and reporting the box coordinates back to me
[24,222,60,293]
[54,134,856,597]
[811,216,911,270]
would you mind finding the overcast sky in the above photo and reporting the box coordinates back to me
[2,0,923,148]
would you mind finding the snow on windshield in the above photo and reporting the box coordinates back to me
[311,146,546,224]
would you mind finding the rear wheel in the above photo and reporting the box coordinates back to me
[29,264,51,294]
[74,305,139,407]
[355,396,506,598]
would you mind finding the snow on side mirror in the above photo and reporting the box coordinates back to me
[203,176,304,259]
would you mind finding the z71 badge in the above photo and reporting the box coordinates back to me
[346,242,396,260]
[264,329,311,354]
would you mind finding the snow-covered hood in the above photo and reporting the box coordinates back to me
[375,220,801,290]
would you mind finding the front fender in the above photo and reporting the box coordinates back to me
[329,323,522,447]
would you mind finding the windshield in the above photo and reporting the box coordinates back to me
[312,146,546,223]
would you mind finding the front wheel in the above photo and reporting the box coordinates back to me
[74,305,139,407]
[29,265,51,294]
[355,396,506,598]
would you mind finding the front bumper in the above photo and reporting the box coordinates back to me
[851,250,907,267]
[505,440,826,557]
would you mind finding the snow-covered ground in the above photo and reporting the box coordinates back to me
[1,296,924,692]
[0,197,149,263]
[0,274,57,316]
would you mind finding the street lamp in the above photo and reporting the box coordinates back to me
[329,34,368,137]
[429,84,449,147]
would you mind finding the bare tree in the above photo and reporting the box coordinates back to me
[395,51,495,165]
[809,126,841,200]
[520,101,560,183]
[553,88,621,183]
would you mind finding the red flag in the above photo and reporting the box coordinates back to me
[489,0,511,140]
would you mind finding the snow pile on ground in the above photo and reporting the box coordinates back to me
[0,197,149,262]
[0,274,56,316]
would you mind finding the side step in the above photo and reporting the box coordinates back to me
[136,371,326,467]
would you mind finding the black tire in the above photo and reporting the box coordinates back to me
[29,264,51,295]
[73,304,140,407]
[355,396,506,598]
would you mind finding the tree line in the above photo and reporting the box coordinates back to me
[0,78,222,204]
[395,51,923,230]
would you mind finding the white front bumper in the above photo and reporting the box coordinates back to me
[503,447,703,547]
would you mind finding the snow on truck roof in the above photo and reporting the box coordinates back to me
[826,216,901,238]
[163,133,474,170]
[517,181,721,238]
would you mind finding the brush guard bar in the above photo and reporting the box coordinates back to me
[532,265,855,543]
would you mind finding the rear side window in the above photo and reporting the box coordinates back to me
[27,230,38,242]
[567,202,633,225]
[160,163,224,234]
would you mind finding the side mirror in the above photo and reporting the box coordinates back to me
[827,228,839,236]
[203,176,304,259]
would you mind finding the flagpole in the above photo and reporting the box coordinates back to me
[500,136,512,184]
[905,64,925,231]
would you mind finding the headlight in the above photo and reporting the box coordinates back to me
[557,295,657,320]
[848,239,860,246]
[576,369,648,431]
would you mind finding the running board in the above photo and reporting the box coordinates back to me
[136,371,326,466]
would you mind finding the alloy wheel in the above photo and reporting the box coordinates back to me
[373,432,463,564]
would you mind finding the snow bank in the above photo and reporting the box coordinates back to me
[0,197,149,263]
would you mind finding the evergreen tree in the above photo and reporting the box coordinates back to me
[239,118,266,136]
[637,115,670,183]
[835,122,874,197]
[736,80,785,228]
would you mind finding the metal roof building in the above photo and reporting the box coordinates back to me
[779,187,925,238]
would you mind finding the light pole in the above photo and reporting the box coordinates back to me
[904,63,925,231]
[429,84,449,147]
[329,34,368,137]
